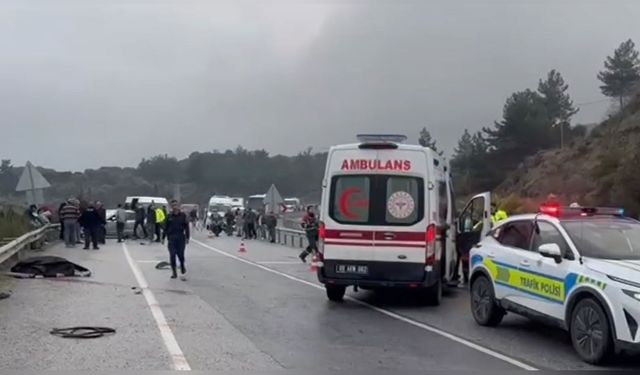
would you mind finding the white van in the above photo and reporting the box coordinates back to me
[317,134,456,304]
[125,196,169,210]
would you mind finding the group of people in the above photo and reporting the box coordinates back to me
[221,208,278,242]
[58,198,107,250]
[130,201,168,243]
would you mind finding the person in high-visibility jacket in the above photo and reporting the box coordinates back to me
[491,203,508,225]
[155,206,166,243]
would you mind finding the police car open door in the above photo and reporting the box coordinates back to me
[456,192,491,281]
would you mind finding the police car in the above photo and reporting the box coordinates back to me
[467,202,640,364]
[317,134,457,304]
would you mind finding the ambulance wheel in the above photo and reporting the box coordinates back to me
[570,298,613,364]
[326,285,346,302]
[470,275,504,326]
[423,279,442,306]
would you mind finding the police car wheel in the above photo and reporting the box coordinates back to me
[570,298,613,364]
[470,275,504,327]
[326,285,346,302]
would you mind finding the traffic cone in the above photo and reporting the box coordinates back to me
[309,254,318,272]
[239,240,247,254]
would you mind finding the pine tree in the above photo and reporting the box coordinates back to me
[538,70,578,147]
[597,39,640,110]
[418,127,443,155]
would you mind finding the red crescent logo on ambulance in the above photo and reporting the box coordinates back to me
[339,188,368,220]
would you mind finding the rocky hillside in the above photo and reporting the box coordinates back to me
[499,92,640,216]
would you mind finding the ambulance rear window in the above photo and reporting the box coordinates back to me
[331,176,371,223]
[386,177,420,224]
[329,175,424,226]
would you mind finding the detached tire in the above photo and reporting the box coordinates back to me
[326,285,346,302]
[424,279,442,306]
[470,275,504,326]
[570,298,613,364]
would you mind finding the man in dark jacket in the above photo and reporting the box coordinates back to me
[96,201,107,244]
[79,202,105,250]
[134,205,147,239]
[163,200,190,280]
[299,205,319,263]
[147,203,156,241]
[264,211,277,243]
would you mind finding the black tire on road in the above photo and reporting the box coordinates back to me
[470,275,504,326]
[326,285,346,302]
[424,279,442,306]
[570,298,613,365]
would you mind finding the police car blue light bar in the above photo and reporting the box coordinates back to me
[539,205,624,217]
[356,134,407,144]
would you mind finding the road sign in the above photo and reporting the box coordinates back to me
[15,161,51,205]
[263,184,284,213]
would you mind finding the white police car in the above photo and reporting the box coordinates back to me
[468,204,640,364]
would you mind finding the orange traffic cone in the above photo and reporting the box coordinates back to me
[239,240,247,254]
[309,254,318,272]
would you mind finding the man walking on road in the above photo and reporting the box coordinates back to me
[164,199,190,280]
[299,205,319,263]
[115,203,127,243]
[155,205,167,244]
[79,202,105,250]
[134,204,147,239]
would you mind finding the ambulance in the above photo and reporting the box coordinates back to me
[317,134,456,304]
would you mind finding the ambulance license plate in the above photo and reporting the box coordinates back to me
[336,264,368,275]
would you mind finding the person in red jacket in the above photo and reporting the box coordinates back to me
[299,205,319,263]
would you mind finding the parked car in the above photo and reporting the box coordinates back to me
[105,209,136,238]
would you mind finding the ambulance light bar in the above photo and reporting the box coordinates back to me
[539,205,624,218]
[357,134,407,144]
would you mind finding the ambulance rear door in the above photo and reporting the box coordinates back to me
[371,148,428,282]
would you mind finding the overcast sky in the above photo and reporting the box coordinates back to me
[1,0,638,171]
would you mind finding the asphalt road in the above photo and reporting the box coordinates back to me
[1,231,639,371]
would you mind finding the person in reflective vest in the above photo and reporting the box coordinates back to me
[155,206,166,243]
[491,203,508,225]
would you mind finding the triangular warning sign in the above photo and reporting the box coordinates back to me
[15,161,51,192]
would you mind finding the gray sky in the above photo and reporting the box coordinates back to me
[1,0,638,171]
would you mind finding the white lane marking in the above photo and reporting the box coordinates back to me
[257,261,301,265]
[193,239,538,371]
[122,243,191,371]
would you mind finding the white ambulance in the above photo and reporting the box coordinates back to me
[317,134,456,304]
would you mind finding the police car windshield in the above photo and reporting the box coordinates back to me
[562,219,640,260]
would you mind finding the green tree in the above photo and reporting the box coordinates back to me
[597,39,640,110]
[482,89,552,185]
[538,70,578,147]
[0,159,11,174]
[418,127,443,155]
[138,154,182,184]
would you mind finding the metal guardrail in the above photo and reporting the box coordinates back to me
[275,227,308,249]
[0,223,60,266]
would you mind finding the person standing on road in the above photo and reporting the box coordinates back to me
[58,201,67,240]
[189,208,199,231]
[265,211,277,243]
[95,201,107,244]
[155,205,167,244]
[299,206,319,263]
[235,208,244,238]
[79,202,105,250]
[59,199,80,248]
[147,202,156,242]
[164,200,190,280]
[115,203,127,243]
[245,209,257,239]
[134,204,147,239]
